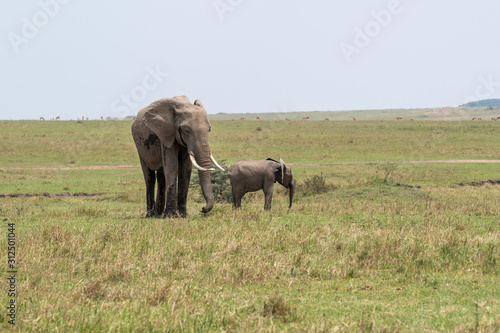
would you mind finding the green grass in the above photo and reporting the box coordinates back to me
[0,120,135,167]
[0,120,499,331]
[210,120,500,163]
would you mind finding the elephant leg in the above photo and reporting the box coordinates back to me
[163,145,179,218]
[231,186,244,209]
[155,168,166,216]
[140,157,157,218]
[263,183,275,210]
[177,148,192,218]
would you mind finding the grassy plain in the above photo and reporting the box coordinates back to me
[0,119,499,331]
[209,106,500,121]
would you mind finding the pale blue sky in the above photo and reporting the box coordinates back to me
[1,0,499,120]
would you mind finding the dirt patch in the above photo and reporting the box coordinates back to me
[0,192,108,199]
[0,165,137,171]
[392,180,500,189]
[290,160,500,166]
[456,179,500,187]
[396,183,422,189]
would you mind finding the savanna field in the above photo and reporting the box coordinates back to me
[0,118,499,331]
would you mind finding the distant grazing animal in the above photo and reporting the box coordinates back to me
[228,158,294,210]
[497,116,500,120]
[256,116,261,120]
[240,117,245,120]
[302,116,310,120]
[396,117,403,120]
[285,118,289,120]
[472,117,477,120]
[40,117,45,121]
[55,116,60,120]
[410,118,414,121]
[353,117,357,121]
[324,117,329,121]
[101,116,104,120]
[82,116,85,121]
[86,117,89,120]
[478,117,482,121]
[492,118,497,121]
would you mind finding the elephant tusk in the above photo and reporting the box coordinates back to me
[190,153,215,172]
[210,155,225,171]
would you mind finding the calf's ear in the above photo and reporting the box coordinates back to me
[194,99,204,108]
[280,158,286,182]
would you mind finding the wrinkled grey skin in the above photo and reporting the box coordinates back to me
[228,158,294,210]
[131,96,216,218]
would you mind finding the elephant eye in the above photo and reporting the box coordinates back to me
[180,125,190,134]
[178,127,188,140]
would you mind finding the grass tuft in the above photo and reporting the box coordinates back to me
[262,295,295,322]
[83,280,105,300]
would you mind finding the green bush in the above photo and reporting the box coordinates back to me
[299,174,335,196]
[190,159,232,203]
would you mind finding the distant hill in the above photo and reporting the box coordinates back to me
[460,99,500,107]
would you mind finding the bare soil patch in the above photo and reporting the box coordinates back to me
[291,160,500,166]
[0,192,108,199]
[396,179,500,189]
[0,165,137,171]
[396,183,422,189]
[456,179,500,187]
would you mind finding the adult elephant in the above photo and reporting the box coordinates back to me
[131,96,224,218]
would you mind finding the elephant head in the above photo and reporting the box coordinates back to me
[278,158,294,208]
[142,96,223,213]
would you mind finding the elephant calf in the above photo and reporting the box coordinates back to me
[228,158,294,210]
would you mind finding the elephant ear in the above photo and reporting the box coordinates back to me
[193,99,204,108]
[280,158,286,182]
[143,99,177,149]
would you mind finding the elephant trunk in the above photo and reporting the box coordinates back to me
[288,180,294,209]
[190,145,215,213]
[198,168,214,213]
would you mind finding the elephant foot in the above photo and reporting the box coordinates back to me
[164,210,180,219]
[179,210,188,218]
[146,211,159,218]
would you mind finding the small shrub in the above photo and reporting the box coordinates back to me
[382,163,397,184]
[370,163,398,185]
[190,159,232,203]
[299,174,335,196]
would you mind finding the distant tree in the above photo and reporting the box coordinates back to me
[460,99,500,108]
